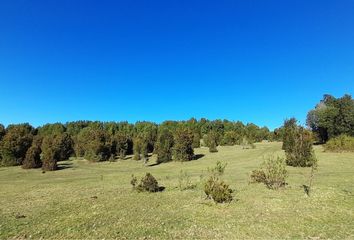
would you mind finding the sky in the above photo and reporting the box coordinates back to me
[0,0,353,129]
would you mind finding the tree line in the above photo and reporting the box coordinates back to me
[0,119,273,170]
[306,94,354,143]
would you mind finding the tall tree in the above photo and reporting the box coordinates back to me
[173,128,194,161]
[22,136,42,169]
[156,128,174,164]
[0,123,34,166]
[41,135,62,171]
[76,127,111,162]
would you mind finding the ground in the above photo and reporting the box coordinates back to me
[0,142,353,239]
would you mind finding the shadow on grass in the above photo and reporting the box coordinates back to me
[57,162,74,171]
[148,162,161,167]
[193,154,205,160]
[148,154,206,167]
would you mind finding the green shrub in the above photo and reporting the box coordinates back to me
[241,137,255,149]
[251,155,288,190]
[192,133,201,148]
[135,173,160,192]
[204,176,233,203]
[282,118,297,151]
[133,136,142,160]
[324,135,354,152]
[285,127,317,167]
[206,131,218,153]
[250,169,266,184]
[178,170,196,191]
[208,161,227,176]
[130,175,138,189]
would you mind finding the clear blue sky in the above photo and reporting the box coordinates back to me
[0,0,353,129]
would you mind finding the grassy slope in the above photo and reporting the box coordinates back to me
[0,142,353,239]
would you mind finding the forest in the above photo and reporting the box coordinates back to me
[1,94,354,170]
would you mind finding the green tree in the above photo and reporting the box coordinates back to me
[0,124,5,141]
[37,123,65,137]
[156,128,174,164]
[76,127,111,162]
[282,118,297,151]
[41,135,62,171]
[22,136,42,169]
[112,132,129,159]
[307,94,354,142]
[192,132,201,148]
[206,130,218,153]
[284,124,317,167]
[133,136,142,160]
[0,123,34,166]
[173,128,194,161]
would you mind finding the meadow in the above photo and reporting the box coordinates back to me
[0,142,353,239]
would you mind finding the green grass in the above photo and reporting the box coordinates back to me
[0,142,353,239]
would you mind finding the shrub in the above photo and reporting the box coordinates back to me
[241,137,255,149]
[133,137,142,160]
[208,161,227,176]
[251,155,288,190]
[206,131,218,153]
[250,169,266,184]
[173,128,194,161]
[22,137,42,169]
[178,170,196,191]
[285,127,317,167]
[324,135,354,152]
[130,175,138,189]
[156,129,174,164]
[135,173,160,192]
[204,176,233,203]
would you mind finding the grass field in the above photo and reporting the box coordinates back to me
[0,142,353,239]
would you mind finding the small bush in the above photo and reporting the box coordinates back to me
[324,135,354,152]
[250,169,266,183]
[241,138,255,149]
[130,175,138,188]
[204,176,233,203]
[208,161,227,176]
[250,155,288,190]
[135,173,160,192]
[178,170,196,191]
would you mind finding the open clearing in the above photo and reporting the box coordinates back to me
[0,142,353,239]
